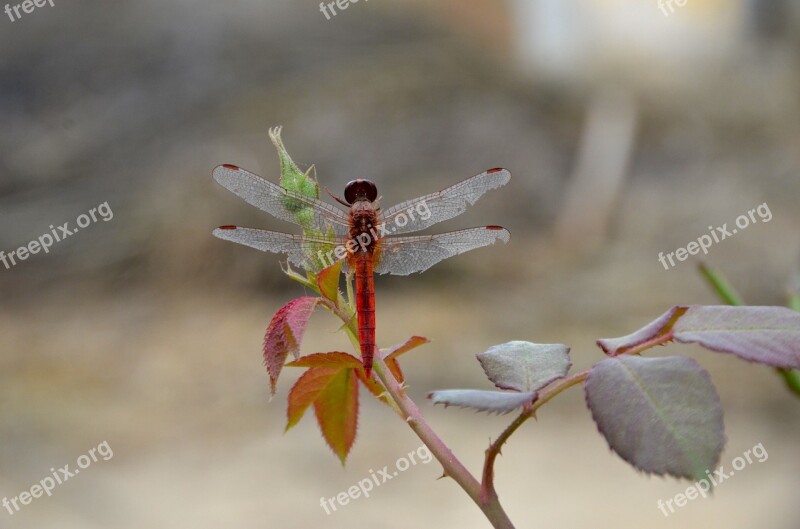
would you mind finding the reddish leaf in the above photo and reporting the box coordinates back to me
[385,358,405,383]
[317,259,343,303]
[378,336,429,384]
[264,297,322,394]
[286,366,341,431]
[381,336,430,361]
[314,368,359,464]
[356,369,388,402]
[286,352,362,369]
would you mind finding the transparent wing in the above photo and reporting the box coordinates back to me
[380,168,511,235]
[374,226,510,276]
[213,164,351,236]
[213,226,345,272]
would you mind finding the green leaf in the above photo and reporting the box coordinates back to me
[477,341,571,393]
[585,355,725,481]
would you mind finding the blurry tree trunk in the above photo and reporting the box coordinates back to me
[555,89,637,250]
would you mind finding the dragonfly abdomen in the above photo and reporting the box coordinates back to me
[353,254,376,375]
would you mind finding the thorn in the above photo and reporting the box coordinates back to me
[437,470,449,480]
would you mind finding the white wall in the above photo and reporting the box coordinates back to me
[509,0,745,84]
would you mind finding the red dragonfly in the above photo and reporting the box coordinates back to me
[213,165,511,375]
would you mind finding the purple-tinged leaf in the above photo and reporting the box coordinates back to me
[264,297,322,394]
[428,389,536,414]
[598,305,800,370]
[672,306,800,369]
[597,306,687,356]
[585,355,725,481]
[477,341,571,392]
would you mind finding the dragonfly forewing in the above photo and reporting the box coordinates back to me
[213,164,351,237]
[380,168,510,235]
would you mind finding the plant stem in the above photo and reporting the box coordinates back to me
[785,285,800,396]
[697,262,800,398]
[789,291,800,313]
[345,269,356,313]
[778,368,800,397]
[372,357,516,529]
[480,330,674,499]
[481,371,588,501]
[697,262,745,305]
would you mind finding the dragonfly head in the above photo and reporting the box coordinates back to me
[344,179,378,204]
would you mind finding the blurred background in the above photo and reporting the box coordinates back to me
[1,0,799,527]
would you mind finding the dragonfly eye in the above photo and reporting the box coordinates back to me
[344,179,378,204]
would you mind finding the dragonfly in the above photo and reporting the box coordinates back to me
[212,164,511,376]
